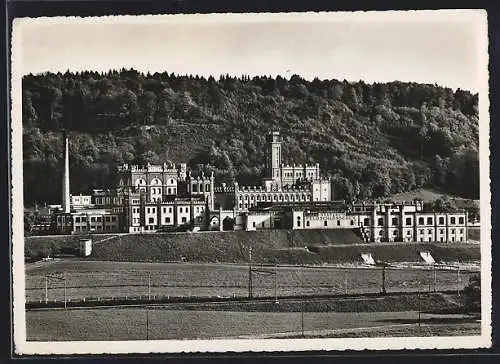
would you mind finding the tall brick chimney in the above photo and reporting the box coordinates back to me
[62,131,70,213]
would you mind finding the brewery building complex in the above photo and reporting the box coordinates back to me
[39,131,467,243]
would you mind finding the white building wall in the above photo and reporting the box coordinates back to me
[246,213,272,231]
[159,205,175,225]
[145,206,157,228]
[292,210,305,229]
[176,205,191,225]
[303,212,353,229]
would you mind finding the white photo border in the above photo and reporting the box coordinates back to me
[11,10,492,355]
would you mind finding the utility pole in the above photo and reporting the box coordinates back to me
[146,309,149,340]
[433,265,437,293]
[45,276,48,304]
[428,269,432,292]
[457,266,460,297]
[301,302,304,337]
[274,264,278,304]
[46,274,67,308]
[301,265,304,337]
[344,271,348,295]
[148,272,151,301]
[64,273,67,310]
[248,247,253,299]
[381,265,387,295]
[418,285,422,327]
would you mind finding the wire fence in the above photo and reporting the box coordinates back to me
[25,264,478,306]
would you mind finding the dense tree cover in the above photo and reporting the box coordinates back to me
[22,70,479,205]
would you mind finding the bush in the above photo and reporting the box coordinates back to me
[462,274,480,313]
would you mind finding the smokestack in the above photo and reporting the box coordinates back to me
[62,132,70,213]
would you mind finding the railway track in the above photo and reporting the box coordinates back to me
[26,289,461,311]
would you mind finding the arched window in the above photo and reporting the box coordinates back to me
[151,178,161,185]
[135,178,146,187]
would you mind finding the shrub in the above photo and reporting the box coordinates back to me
[462,274,480,313]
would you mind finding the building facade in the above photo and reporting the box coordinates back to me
[49,130,468,243]
[285,201,468,243]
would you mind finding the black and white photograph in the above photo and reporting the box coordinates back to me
[11,10,491,354]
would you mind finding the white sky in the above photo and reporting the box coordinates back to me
[15,11,487,92]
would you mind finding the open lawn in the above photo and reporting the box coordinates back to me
[26,307,479,341]
[25,260,479,303]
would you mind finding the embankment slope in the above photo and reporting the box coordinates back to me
[26,229,480,265]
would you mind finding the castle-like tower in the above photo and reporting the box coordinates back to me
[266,130,282,181]
[263,130,321,189]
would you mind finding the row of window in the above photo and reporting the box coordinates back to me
[94,197,122,206]
[136,206,205,214]
[252,221,268,228]
[191,184,211,193]
[75,216,117,223]
[149,187,178,195]
[239,194,308,201]
[145,216,188,225]
[136,178,176,186]
[369,228,464,236]
[297,219,357,227]
[282,171,315,178]
[75,225,117,232]
[362,216,465,227]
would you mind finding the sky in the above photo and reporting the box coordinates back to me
[14,11,487,92]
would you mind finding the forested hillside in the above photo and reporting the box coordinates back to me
[22,70,479,205]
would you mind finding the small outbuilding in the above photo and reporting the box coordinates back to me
[79,239,92,257]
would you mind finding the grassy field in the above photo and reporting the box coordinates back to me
[275,322,481,339]
[25,260,479,303]
[26,307,479,341]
